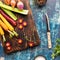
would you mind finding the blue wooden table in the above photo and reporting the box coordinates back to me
[0,0,60,60]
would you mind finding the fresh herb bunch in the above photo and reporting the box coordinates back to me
[52,39,60,59]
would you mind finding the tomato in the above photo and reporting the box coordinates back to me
[18,39,23,44]
[19,24,23,30]
[6,42,10,47]
[19,19,23,24]
[28,42,34,47]
[7,46,11,50]
[23,21,27,27]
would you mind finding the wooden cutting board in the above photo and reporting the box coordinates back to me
[1,0,40,54]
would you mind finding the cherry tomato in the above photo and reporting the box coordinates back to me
[23,21,27,27]
[28,42,34,47]
[6,42,10,47]
[7,46,11,50]
[19,19,23,24]
[19,24,23,30]
[18,39,23,44]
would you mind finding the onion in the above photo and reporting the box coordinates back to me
[17,1,24,10]
[11,0,16,8]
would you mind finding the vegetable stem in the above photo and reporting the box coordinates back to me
[9,33,13,38]
[8,30,14,36]
[2,35,6,42]
[13,31,18,37]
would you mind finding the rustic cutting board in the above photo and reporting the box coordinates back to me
[1,0,40,54]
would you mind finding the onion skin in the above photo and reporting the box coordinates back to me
[17,1,24,10]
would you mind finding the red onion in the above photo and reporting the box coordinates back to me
[17,1,24,10]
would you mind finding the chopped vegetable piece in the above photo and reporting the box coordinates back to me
[18,39,23,44]
[7,46,11,50]
[23,21,27,27]
[28,42,34,47]
[19,19,23,24]
[2,8,17,20]
[6,42,10,47]
[0,9,16,26]
[19,24,23,30]
[0,1,29,15]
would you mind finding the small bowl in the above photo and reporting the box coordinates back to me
[35,0,47,7]
[34,55,46,60]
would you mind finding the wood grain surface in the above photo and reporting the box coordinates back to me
[0,0,40,54]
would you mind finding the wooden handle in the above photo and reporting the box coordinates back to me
[47,32,52,48]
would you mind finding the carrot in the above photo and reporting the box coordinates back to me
[0,14,18,36]
[0,14,14,31]
[0,26,6,42]
[0,20,8,31]
[0,9,16,26]
[11,0,16,8]
[2,8,17,21]
[0,20,14,36]
[0,26,4,35]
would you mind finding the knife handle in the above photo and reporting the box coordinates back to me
[47,32,52,48]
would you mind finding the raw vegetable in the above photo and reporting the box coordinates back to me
[17,0,24,10]
[52,39,60,59]
[0,20,14,36]
[0,9,16,26]
[0,14,18,36]
[0,26,6,42]
[4,0,11,5]
[18,18,23,23]
[19,24,23,30]
[2,8,17,21]
[0,20,8,31]
[0,14,14,31]
[0,1,29,15]
[11,0,16,8]
[18,39,23,44]
[23,21,27,27]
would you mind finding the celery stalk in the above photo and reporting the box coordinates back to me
[2,8,17,20]
[0,1,29,15]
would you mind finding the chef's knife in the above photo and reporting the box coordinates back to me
[45,13,52,48]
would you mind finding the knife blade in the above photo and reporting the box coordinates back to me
[45,13,52,48]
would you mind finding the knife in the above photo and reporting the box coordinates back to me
[45,13,52,48]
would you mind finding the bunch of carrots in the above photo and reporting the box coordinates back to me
[0,10,18,42]
[4,0,24,10]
